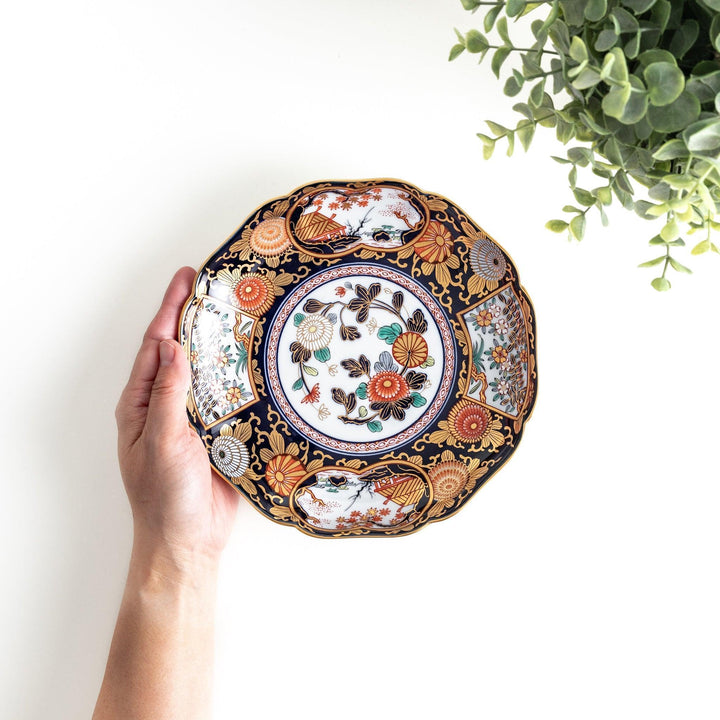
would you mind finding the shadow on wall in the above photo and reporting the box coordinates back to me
[16,164,301,720]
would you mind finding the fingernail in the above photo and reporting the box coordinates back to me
[159,341,175,366]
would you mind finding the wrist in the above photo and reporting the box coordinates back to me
[129,534,221,591]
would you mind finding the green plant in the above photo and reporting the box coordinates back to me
[450,0,720,290]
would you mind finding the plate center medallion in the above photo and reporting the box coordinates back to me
[266,264,455,454]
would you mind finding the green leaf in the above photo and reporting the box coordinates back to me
[622,0,657,11]
[529,80,546,107]
[506,0,526,17]
[624,32,641,59]
[691,240,711,255]
[669,20,699,59]
[486,120,509,137]
[686,71,720,104]
[647,91,701,132]
[668,257,692,274]
[460,0,481,9]
[491,46,512,78]
[660,219,680,241]
[572,67,601,90]
[568,147,592,165]
[516,121,535,151]
[651,277,671,291]
[606,49,630,84]
[618,76,648,124]
[465,29,489,54]
[644,62,685,106]
[548,19,571,53]
[569,36,588,63]
[683,118,720,154]
[637,49,676,67]
[314,347,331,363]
[652,139,688,161]
[356,382,367,399]
[496,16,511,45]
[513,102,534,122]
[596,186,612,205]
[484,3,503,31]
[573,187,595,206]
[449,43,465,62]
[303,364,318,376]
[569,213,586,240]
[504,75,524,97]
[293,313,306,326]
[292,378,304,391]
[410,392,427,408]
[546,219,569,232]
[580,112,611,136]
[367,420,383,433]
[638,256,666,267]
[611,7,639,33]
[560,0,586,27]
[595,29,618,52]
[650,0,671,33]
[585,0,607,22]
[602,82,632,119]
[358,405,368,418]
[711,14,720,53]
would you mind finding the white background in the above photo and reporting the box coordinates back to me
[2,2,719,719]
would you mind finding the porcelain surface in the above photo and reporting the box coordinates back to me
[179,179,537,537]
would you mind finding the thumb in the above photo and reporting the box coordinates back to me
[145,340,192,439]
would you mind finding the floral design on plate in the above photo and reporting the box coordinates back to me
[179,179,537,538]
[288,184,428,256]
[186,297,258,427]
[291,462,430,535]
[265,264,456,454]
[461,285,530,418]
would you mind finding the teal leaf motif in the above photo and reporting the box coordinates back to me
[314,347,331,363]
[378,323,403,344]
[367,420,383,433]
[410,392,427,408]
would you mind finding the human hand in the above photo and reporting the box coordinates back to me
[115,267,240,568]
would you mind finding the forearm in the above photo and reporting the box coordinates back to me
[93,541,219,720]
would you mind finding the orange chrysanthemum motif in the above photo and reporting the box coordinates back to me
[414,220,454,263]
[447,402,492,443]
[429,461,469,501]
[231,274,275,315]
[391,332,428,368]
[265,454,306,496]
[249,218,291,257]
[367,371,410,403]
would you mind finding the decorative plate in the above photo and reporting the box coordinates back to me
[179,179,537,538]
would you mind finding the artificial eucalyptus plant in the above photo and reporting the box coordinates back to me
[451,0,720,290]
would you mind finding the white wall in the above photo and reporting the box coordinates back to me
[2,1,719,718]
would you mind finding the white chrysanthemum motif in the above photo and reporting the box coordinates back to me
[211,435,250,477]
[295,314,334,351]
[470,238,507,281]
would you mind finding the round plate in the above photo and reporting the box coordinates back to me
[179,179,537,537]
